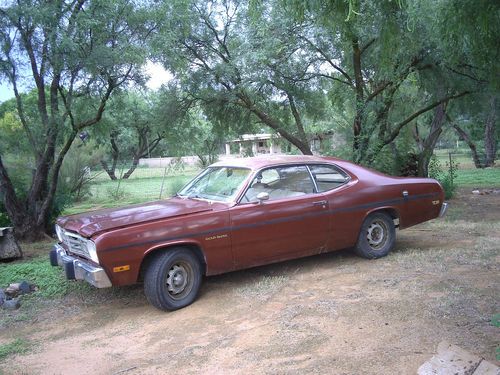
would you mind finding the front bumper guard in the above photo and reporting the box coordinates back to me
[50,243,112,288]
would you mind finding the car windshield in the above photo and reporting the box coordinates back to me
[177,167,251,202]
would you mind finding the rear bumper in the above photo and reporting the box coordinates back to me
[50,243,112,288]
[439,202,448,218]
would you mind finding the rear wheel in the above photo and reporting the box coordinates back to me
[144,248,202,311]
[354,212,395,259]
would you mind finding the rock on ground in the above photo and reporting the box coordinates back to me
[1,297,21,310]
[0,227,23,260]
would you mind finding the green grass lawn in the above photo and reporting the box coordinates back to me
[455,168,500,188]
[64,168,199,215]
[434,149,499,188]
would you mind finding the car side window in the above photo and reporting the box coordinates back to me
[309,164,349,192]
[242,165,315,202]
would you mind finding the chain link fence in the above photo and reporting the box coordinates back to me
[67,158,201,213]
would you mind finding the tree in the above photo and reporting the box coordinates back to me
[449,94,499,168]
[286,0,472,169]
[152,0,335,155]
[407,0,499,169]
[0,0,150,240]
[97,92,166,180]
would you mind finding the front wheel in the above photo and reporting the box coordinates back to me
[354,212,395,259]
[144,248,202,311]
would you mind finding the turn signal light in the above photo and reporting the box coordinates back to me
[113,265,130,273]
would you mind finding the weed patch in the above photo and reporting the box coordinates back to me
[0,256,92,299]
[0,338,30,360]
[236,275,289,301]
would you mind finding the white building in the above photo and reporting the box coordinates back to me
[225,134,282,156]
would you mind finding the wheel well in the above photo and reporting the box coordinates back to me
[138,244,207,282]
[370,208,400,228]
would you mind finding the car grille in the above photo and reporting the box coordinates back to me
[61,231,91,259]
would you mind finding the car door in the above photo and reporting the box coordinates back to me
[229,165,330,269]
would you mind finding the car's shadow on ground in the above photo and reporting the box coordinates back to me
[90,239,437,311]
[86,247,359,310]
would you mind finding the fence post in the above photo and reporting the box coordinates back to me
[159,164,169,199]
[448,152,453,184]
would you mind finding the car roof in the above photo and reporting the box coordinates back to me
[210,155,343,170]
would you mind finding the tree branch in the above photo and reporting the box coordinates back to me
[299,34,354,87]
[385,91,470,144]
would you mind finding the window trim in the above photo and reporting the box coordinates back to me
[307,163,351,193]
[236,163,317,205]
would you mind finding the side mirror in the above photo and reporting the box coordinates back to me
[256,192,269,204]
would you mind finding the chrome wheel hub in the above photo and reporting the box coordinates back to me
[366,221,387,249]
[167,264,189,295]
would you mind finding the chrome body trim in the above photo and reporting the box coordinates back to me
[57,227,92,260]
[439,202,448,218]
[53,243,111,288]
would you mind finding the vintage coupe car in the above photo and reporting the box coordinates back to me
[50,155,447,310]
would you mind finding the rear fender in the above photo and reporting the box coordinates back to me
[364,206,401,227]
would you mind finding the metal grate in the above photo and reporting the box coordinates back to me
[62,231,90,259]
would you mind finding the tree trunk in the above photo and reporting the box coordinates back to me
[484,96,497,167]
[451,121,484,168]
[122,158,140,179]
[237,93,312,155]
[0,156,45,241]
[101,132,120,180]
[352,38,364,152]
[100,159,118,180]
[413,102,447,177]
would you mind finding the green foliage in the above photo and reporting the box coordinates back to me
[492,313,500,328]
[0,338,30,360]
[0,0,151,239]
[106,184,126,201]
[0,201,11,226]
[0,257,91,299]
[58,142,105,202]
[429,155,459,199]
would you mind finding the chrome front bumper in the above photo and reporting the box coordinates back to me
[50,243,112,288]
[439,202,448,218]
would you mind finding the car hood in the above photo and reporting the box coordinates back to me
[57,197,215,238]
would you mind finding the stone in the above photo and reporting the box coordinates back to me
[0,289,5,306]
[5,283,20,297]
[1,297,21,310]
[18,281,31,294]
[472,190,480,195]
[0,227,23,261]
[418,341,499,375]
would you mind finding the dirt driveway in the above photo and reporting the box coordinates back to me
[1,188,499,374]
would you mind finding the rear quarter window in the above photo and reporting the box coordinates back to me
[309,164,349,192]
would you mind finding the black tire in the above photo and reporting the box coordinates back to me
[354,212,395,259]
[144,248,202,311]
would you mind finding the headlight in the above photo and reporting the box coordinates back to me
[55,225,63,242]
[87,240,99,264]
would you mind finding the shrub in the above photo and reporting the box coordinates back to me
[429,154,459,199]
[58,142,105,202]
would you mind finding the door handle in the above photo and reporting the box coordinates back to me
[313,200,327,207]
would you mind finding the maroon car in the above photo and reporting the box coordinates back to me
[50,155,447,310]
